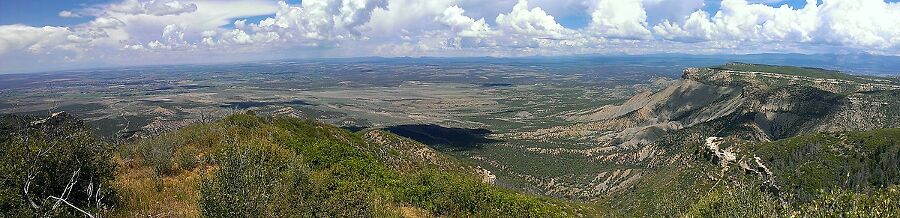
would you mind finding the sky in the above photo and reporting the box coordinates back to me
[1,0,900,73]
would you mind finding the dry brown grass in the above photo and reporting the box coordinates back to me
[399,206,433,218]
[106,154,208,218]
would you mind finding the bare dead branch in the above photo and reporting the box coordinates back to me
[47,196,96,218]
[51,169,80,211]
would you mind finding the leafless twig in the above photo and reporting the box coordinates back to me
[47,196,96,218]
[51,169,80,211]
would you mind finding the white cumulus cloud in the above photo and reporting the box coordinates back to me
[496,0,570,38]
[585,0,652,39]
[0,25,74,54]
[107,0,198,16]
[254,0,388,40]
[2,0,900,73]
[653,0,900,50]
[436,5,494,38]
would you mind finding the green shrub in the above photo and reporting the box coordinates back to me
[141,136,179,176]
[0,113,116,217]
[199,141,310,217]
[797,186,900,217]
[685,181,783,218]
[174,145,200,171]
[397,169,570,218]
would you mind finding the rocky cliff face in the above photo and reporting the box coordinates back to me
[510,63,900,199]
[570,63,900,146]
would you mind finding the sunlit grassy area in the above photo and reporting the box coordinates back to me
[105,112,591,217]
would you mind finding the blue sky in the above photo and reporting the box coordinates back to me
[0,0,109,26]
[1,0,899,73]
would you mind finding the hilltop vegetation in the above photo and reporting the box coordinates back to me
[119,112,594,217]
[712,62,870,82]
[687,62,900,94]
[599,127,900,217]
[751,129,900,201]
[2,111,591,217]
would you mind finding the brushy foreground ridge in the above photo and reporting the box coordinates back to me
[2,111,591,217]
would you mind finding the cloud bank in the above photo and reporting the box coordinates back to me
[1,0,900,73]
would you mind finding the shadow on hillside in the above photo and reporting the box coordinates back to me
[384,124,499,151]
[341,126,369,132]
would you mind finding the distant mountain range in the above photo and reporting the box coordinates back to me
[6,53,900,76]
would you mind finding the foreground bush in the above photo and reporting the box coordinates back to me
[199,141,309,216]
[0,113,116,217]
